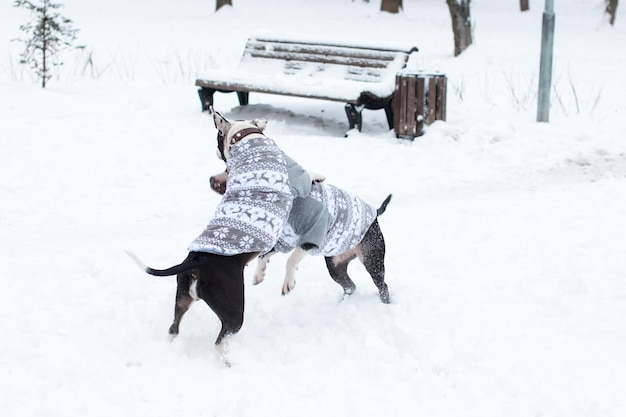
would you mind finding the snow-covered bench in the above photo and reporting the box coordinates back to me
[195,35,418,131]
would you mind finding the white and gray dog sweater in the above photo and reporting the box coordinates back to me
[188,136,292,255]
[276,181,377,257]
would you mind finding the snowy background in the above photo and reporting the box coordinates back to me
[1,0,625,416]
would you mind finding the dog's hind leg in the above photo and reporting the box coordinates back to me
[195,254,252,347]
[282,246,309,296]
[359,220,390,304]
[325,254,357,299]
[168,270,198,338]
[204,283,245,347]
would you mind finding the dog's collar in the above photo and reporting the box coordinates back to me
[230,127,265,145]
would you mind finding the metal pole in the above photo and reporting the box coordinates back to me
[537,0,555,122]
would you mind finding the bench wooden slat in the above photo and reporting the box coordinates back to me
[249,37,413,55]
[246,42,400,63]
[280,61,386,83]
[246,51,390,69]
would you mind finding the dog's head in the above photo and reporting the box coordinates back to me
[211,107,267,161]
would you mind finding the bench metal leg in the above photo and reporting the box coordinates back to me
[236,91,249,106]
[383,102,394,130]
[197,88,215,112]
[198,88,249,112]
[345,104,363,132]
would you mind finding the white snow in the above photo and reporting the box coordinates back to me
[1,0,625,416]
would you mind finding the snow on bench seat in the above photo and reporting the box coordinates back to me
[195,35,418,132]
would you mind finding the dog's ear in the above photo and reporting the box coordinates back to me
[252,118,268,131]
[216,132,226,162]
[213,110,231,136]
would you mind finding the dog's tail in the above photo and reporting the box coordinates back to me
[125,250,197,277]
[376,194,393,216]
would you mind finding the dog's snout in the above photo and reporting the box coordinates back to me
[210,173,228,195]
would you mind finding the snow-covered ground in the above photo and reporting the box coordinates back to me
[1,1,625,416]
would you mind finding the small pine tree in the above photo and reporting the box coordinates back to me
[13,0,82,88]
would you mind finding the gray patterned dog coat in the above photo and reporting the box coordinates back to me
[276,181,377,257]
[188,136,292,255]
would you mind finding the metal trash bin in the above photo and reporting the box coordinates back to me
[393,72,447,139]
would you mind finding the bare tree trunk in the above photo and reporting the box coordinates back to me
[381,0,402,13]
[520,0,529,12]
[605,0,618,25]
[216,0,232,11]
[446,0,472,57]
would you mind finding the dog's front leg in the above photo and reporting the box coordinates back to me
[282,246,309,296]
[253,249,276,285]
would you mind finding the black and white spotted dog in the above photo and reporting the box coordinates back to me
[255,182,392,303]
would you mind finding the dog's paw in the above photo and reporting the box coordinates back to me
[307,170,326,183]
[252,259,268,285]
[252,273,265,285]
[281,279,296,296]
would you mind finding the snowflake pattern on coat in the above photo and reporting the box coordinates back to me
[277,181,376,257]
[188,136,292,255]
